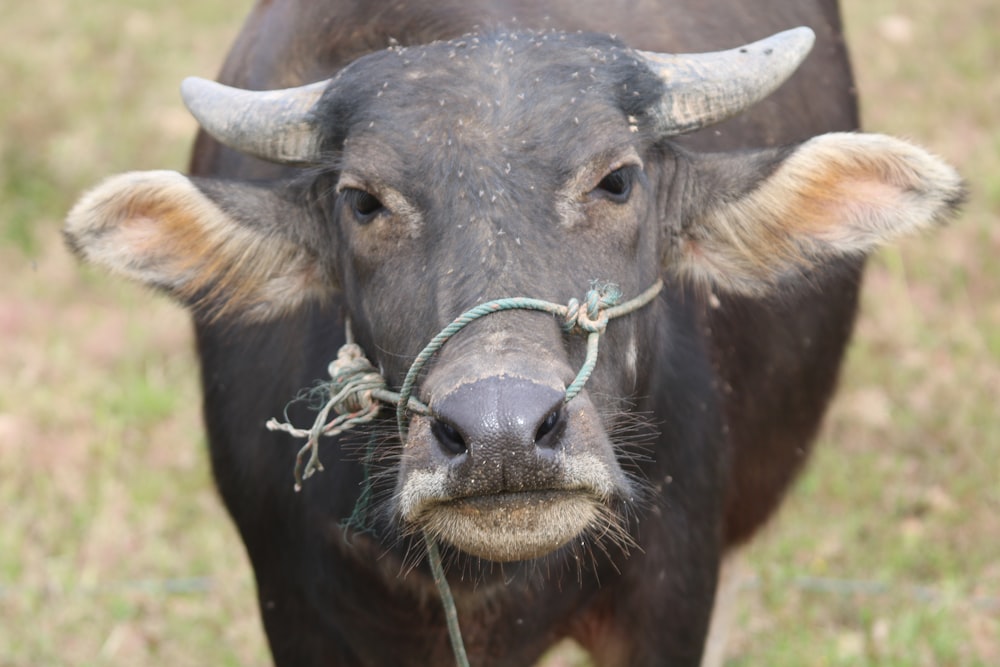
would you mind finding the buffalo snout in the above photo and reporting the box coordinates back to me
[395,368,633,562]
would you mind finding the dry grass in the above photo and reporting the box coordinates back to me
[1,0,996,665]
[731,1,1000,664]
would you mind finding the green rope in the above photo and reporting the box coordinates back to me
[265,278,663,667]
[424,533,471,667]
[268,279,662,488]
[394,279,661,435]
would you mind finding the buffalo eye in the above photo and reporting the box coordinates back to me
[590,167,634,203]
[341,187,385,223]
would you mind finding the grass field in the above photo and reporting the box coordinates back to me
[1,1,997,665]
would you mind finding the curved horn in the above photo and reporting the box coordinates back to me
[636,27,816,136]
[180,77,330,165]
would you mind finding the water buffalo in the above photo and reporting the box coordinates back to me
[64,0,963,664]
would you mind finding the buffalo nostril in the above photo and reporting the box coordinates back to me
[534,407,565,449]
[432,418,468,457]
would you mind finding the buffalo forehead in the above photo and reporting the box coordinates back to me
[320,31,665,183]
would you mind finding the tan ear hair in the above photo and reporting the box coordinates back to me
[64,170,329,320]
[674,133,964,295]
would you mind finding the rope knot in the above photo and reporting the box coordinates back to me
[327,343,386,414]
[563,282,622,334]
[267,342,389,490]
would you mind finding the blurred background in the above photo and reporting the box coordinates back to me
[1,0,996,664]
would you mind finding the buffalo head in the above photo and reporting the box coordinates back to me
[64,28,962,563]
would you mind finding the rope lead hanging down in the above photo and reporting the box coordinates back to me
[264,278,664,667]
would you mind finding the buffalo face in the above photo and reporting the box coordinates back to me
[289,33,673,561]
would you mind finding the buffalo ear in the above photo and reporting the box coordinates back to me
[64,170,332,321]
[667,133,965,295]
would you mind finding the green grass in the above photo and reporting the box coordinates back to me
[0,2,268,665]
[1,0,997,665]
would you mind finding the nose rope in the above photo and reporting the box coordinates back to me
[264,278,662,667]
[266,279,663,490]
[392,280,658,442]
